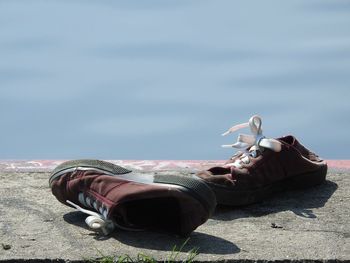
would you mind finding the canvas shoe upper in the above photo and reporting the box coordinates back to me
[196,115,327,206]
[50,159,216,236]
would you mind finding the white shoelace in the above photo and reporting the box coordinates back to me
[66,193,115,235]
[221,115,282,169]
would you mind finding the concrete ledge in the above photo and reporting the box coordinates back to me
[0,161,349,262]
[1,160,350,173]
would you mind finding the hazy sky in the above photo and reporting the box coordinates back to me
[0,0,349,159]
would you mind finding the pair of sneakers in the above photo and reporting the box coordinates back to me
[50,115,327,236]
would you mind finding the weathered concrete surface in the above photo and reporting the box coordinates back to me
[0,161,349,262]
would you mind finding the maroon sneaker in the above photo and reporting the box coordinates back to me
[196,115,327,206]
[50,159,216,236]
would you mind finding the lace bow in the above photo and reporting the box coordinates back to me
[222,115,282,168]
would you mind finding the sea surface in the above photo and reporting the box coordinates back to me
[0,0,349,159]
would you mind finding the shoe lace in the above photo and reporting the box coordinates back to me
[221,115,282,169]
[66,193,115,235]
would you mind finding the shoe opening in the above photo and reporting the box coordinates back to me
[118,197,182,234]
[278,135,296,145]
[278,135,322,162]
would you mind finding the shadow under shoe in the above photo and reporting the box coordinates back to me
[63,211,240,255]
[212,179,337,221]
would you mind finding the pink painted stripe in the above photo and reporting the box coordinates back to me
[0,160,216,172]
[0,160,349,172]
[324,160,350,169]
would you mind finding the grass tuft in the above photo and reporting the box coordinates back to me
[88,238,199,263]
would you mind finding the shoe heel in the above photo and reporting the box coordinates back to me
[286,165,327,189]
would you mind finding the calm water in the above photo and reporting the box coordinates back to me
[0,0,349,159]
